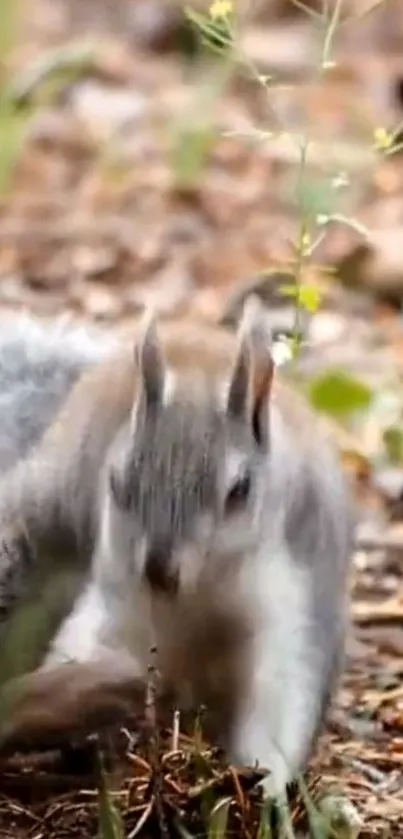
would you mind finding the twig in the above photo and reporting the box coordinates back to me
[354,532,403,552]
[353,597,403,623]
[127,797,154,839]
[171,709,180,752]
[144,644,169,839]
[364,684,403,711]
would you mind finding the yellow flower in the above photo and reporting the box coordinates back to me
[298,283,322,314]
[373,127,393,151]
[209,0,232,19]
[301,231,311,253]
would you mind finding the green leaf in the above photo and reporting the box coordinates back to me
[383,427,403,464]
[308,370,373,418]
[185,8,232,56]
[185,8,210,27]
[279,283,299,298]
[279,283,322,314]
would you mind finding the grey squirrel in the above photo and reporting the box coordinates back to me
[0,301,353,798]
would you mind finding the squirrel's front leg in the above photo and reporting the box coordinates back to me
[0,652,146,754]
[228,551,327,798]
[45,571,148,682]
[45,581,121,666]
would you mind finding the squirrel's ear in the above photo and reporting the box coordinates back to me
[250,338,274,447]
[226,333,253,423]
[133,309,165,422]
[227,296,274,446]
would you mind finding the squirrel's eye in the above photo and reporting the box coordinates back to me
[225,473,251,514]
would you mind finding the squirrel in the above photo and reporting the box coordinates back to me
[0,299,354,798]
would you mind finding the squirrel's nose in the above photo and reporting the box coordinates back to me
[144,543,178,595]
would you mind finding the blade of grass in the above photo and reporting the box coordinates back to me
[174,815,197,839]
[257,799,273,839]
[0,98,30,194]
[297,775,329,839]
[0,0,21,65]
[97,748,126,839]
[207,796,232,839]
[275,794,296,839]
[7,41,96,106]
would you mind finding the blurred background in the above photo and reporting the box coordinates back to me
[1,1,403,474]
[1,1,403,835]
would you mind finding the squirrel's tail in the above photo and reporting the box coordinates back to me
[0,313,117,471]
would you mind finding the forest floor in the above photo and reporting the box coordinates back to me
[0,1,403,836]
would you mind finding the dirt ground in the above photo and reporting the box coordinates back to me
[0,1,403,836]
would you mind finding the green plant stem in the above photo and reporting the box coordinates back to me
[321,0,345,68]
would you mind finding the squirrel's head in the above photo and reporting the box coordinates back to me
[104,301,274,598]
